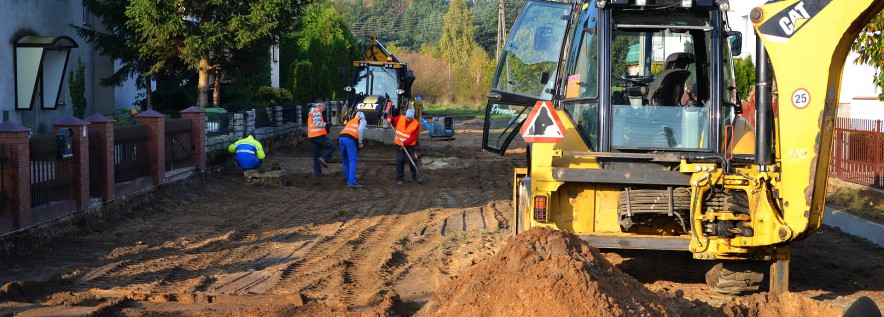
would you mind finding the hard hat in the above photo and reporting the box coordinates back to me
[416,95,422,102]
[406,109,415,118]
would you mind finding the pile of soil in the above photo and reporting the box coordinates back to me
[418,227,669,317]
[722,292,844,317]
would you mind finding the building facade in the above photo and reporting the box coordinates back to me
[726,0,883,116]
[1,0,139,133]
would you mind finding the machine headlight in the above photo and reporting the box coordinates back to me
[344,86,353,92]
[397,89,405,95]
[681,0,692,7]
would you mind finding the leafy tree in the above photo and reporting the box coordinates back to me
[853,11,884,101]
[440,0,479,64]
[281,2,359,101]
[68,59,87,117]
[73,0,177,109]
[733,55,756,100]
[126,0,310,108]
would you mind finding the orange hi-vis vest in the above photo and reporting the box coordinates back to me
[339,116,362,139]
[394,116,420,146]
[307,109,327,138]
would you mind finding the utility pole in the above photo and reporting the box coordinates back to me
[496,0,506,62]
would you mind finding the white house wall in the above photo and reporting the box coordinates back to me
[1,0,139,125]
[726,0,883,115]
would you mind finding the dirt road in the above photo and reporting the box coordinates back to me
[0,119,881,316]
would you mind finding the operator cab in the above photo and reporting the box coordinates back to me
[345,61,415,125]
[483,0,742,157]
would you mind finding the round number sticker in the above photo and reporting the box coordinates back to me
[792,88,811,109]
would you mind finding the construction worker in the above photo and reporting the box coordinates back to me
[308,103,336,177]
[228,135,265,170]
[338,111,367,189]
[387,108,421,185]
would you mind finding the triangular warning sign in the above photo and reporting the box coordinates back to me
[520,101,566,143]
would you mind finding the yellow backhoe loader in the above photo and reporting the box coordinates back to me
[482,0,884,293]
[344,35,416,125]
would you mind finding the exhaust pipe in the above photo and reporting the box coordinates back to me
[755,36,773,166]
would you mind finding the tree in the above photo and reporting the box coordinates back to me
[290,60,315,103]
[733,55,756,100]
[853,11,884,101]
[73,0,177,109]
[281,2,359,102]
[69,59,87,117]
[439,0,479,64]
[126,0,310,108]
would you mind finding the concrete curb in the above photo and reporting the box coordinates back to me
[823,206,884,247]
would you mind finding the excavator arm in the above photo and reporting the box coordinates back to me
[752,0,884,240]
[363,35,400,63]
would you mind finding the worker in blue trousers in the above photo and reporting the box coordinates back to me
[228,135,265,170]
[338,111,366,188]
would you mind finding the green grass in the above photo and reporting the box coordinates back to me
[827,187,884,224]
[422,102,483,118]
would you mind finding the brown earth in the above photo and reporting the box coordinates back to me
[418,227,668,317]
[722,292,844,317]
[0,118,881,316]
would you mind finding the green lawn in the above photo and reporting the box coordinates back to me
[422,102,483,118]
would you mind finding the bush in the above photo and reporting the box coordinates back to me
[151,88,195,113]
[257,86,293,104]
[290,60,315,103]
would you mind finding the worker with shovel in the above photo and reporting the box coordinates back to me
[388,109,422,185]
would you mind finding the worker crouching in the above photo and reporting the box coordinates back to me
[388,109,422,185]
[339,112,367,189]
[228,135,265,170]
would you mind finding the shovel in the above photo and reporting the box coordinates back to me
[393,132,422,184]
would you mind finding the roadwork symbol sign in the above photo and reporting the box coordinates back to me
[520,101,566,143]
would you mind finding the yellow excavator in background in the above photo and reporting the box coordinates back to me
[343,35,416,125]
[482,0,883,293]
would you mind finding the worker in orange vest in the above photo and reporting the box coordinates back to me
[387,108,421,185]
[308,103,336,177]
[338,111,366,189]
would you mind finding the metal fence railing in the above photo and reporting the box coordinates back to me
[29,135,74,208]
[254,109,274,129]
[279,105,301,126]
[114,124,151,184]
[832,118,884,187]
[165,119,193,171]
[207,112,232,138]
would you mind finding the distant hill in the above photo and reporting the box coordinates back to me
[338,0,526,53]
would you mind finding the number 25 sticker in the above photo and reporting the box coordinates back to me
[792,88,810,109]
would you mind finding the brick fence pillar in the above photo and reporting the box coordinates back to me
[0,121,31,229]
[85,114,115,201]
[54,117,90,209]
[180,107,207,171]
[136,110,166,185]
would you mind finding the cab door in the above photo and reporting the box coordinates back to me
[482,0,573,155]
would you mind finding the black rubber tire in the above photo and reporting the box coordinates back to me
[705,262,765,295]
